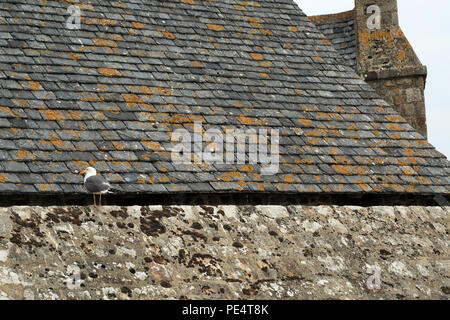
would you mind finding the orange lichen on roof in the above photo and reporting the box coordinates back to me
[247,17,262,28]
[68,52,81,60]
[39,109,64,121]
[131,22,145,29]
[157,87,173,96]
[79,92,103,102]
[158,29,175,39]
[385,115,404,123]
[112,161,132,168]
[111,141,126,151]
[97,84,108,92]
[137,176,155,184]
[236,114,266,126]
[168,114,203,124]
[308,15,324,24]
[288,26,298,32]
[260,72,269,78]
[294,89,303,95]
[64,130,82,139]
[390,133,402,139]
[92,38,117,47]
[308,128,328,137]
[316,112,332,120]
[191,61,204,68]
[250,52,263,61]
[404,185,418,193]
[307,137,322,145]
[127,85,138,93]
[98,68,121,76]
[332,165,367,175]
[39,184,51,191]
[284,175,294,183]
[104,105,121,114]
[27,81,41,90]
[312,54,323,62]
[220,171,242,182]
[385,123,405,131]
[78,2,94,11]
[116,3,126,8]
[297,118,312,127]
[402,167,415,176]
[139,86,153,95]
[132,50,146,57]
[70,161,89,171]
[233,4,245,10]
[79,46,96,52]
[141,141,163,151]
[17,150,32,160]
[0,174,7,183]
[0,106,17,116]
[238,1,261,7]
[318,35,331,46]
[398,156,420,166]
[335,156,352,165]
[182,0,195,4]
[206,24,224,31]
[240,164,254,173]
[84,18,118,27]
[332,185,345,192]
[259,61,272,67]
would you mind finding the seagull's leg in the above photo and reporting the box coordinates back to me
[99,193,102,207]
[93,193,96,206]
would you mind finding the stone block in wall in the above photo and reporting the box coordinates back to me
[405,88,424,103]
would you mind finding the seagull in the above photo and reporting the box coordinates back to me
[81,167,114,206]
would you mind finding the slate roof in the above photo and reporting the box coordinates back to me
[309,11,357,71]
[0,0,448,196]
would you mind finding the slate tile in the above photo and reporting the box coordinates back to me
[2,161,29,172]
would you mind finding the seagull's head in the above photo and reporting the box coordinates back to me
[81,167,97,178]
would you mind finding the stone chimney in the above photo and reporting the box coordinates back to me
[355,0,428,137]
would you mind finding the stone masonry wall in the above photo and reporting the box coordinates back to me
[0,205,448,300]
[354,0,429,137]
[366,74,427,137]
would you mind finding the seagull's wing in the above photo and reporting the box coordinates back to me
[84,175,111,193]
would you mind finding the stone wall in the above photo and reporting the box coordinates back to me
[354,0,428,137]
[0,205,448,300]
[365,73,427,136]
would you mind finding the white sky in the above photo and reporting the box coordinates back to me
[294,0,450,159]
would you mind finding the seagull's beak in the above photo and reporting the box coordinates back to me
[80,170,85,175]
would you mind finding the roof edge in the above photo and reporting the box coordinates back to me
[0,192,448,207]
[308,9,355,24]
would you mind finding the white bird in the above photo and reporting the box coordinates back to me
[81,167,114,206]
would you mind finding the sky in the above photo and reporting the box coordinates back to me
[294,0,450,159]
